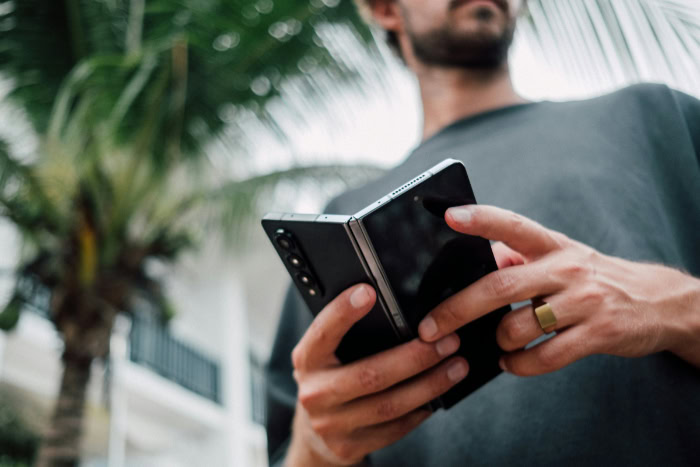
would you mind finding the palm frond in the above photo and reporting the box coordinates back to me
[521,0,700,96]
[0,0,386,157]
[198,163,385,242]
[0,138,63,235]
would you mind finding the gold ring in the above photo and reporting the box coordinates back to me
[534,301,557,333]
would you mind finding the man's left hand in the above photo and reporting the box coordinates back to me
[417,205,700,374]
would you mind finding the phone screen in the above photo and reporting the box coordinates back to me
[361,163,497,331]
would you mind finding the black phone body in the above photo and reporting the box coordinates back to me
[260,214,403,362]
[348,159,510,408]
[262,159,509,409]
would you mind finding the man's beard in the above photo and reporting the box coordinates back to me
[404,6,517,69]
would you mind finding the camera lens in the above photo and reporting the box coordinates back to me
[287,254,305,269]
[296,273,314,286]
[274,229,294,250]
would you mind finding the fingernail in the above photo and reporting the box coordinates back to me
[419,316,438,341]
[350,285,371,309]
[435,334,459,357]
[447,206,472,224]
[447,361,468,382]
[499,357,508,372]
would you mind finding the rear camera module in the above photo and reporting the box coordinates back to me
[287,254,305,269]
[274,229,295,250]
[296,273,314,286]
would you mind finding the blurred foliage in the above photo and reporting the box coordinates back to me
[522,0,700,93]
[0,0,383,463]
[0,0,383,333]
[0,0,374,158]
[0,400,39,466]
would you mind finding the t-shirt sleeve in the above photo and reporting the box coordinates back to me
[670,88,700,165]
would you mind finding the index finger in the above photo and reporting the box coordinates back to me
[418,260,561,342]
[292,283,376,371]
[445,205,564,259]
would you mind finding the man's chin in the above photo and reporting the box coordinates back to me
[449,15,509,40]
[410,31,514,69]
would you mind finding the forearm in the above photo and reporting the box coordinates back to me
[664,272,700,368]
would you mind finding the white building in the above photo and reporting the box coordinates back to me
[0,226,285,467]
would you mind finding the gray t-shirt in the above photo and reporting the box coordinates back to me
[265,83,700,466]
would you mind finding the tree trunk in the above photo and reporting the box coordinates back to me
[35,353,93,467]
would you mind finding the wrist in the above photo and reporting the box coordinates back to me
[286,428,332,467]
[286,410,349,467]
[664,273,700,365]
[286,435,327,467]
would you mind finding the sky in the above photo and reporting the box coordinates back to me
[231,25,618,215]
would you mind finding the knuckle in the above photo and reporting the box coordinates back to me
[309,320,330,345]
[310,417,337,438]
[556,260,589,281]
[375,399,399,420]
[291,344,305,370]
[577,283,606,307]
[533,343,562,371]
[595,314,624,342]
[485,270,518,298]
[396,415,418,433]
[357,366,385,393]
[468,205,485,228]
[509,211,527,236]
[582,244,601,262]
[297,386,323,411]
[549,231,572,249]
[410,342,438,369]
[437,299,464,330]
[331,441,358,464]
[429,367,453,395]
[501,313,526,345]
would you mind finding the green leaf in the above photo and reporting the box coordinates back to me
[159,298,176,323]
[0,296,22,331]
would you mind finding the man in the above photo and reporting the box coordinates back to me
[266,0,700,465]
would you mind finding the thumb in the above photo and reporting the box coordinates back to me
[292,284,376,371]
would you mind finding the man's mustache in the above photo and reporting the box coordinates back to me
[449,0,509,13]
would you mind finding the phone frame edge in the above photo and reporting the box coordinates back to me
[348,217,412,340]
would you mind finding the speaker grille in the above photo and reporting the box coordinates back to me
[391,173,427,197]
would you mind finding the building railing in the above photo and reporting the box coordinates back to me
[249,351,266,426]
[129,315,221,404]
[20,278,221,405]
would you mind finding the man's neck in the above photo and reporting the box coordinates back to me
[415,62,528,141]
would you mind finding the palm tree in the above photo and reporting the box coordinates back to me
[0,1,381,465]
[520,0,700,95]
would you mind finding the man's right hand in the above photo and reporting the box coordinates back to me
[286,283,469,466]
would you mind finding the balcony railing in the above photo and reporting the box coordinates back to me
[129,315,221,404]
[20,279,221,405]
[249,351,266,426]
